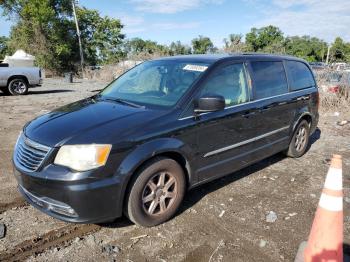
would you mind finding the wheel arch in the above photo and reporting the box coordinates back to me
[292,112,312,132]
[116,138,194,213]
[7,75,29,87]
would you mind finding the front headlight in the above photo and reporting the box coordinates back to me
[54,144,112,172]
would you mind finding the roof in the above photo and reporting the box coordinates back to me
[154,53,306,64]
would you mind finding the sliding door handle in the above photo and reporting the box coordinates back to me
[297,95,310,101]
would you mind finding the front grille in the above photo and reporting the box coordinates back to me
[14,134,51,172]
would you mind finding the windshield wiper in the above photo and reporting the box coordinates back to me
[102,97,145,109]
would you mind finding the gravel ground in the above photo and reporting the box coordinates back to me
[0,79,349,261]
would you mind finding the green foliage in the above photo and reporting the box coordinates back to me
[123,38,171,59]
[1,1,350,73]
[191,35,214,54]
[284,36,327,62]
[245,25,284,52]
[169,41,191,55]
[0,36,11,59]
[331,37,350,62]
[77,7,125,65]
[223,34,245,53]
[0,0,124,73]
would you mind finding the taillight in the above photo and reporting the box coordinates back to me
[328,86,339,93]
[39,69,42,78]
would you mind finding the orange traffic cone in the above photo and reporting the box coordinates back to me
[303,154,343,262]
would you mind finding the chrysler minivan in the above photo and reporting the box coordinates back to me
[13,54,319,226]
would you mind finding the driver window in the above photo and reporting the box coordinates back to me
[200,63,249,107]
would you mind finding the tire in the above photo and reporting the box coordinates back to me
[125,157,186,227]
[286,120,310,158]
[8,78,28,95]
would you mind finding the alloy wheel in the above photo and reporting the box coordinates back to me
[295,126,307,152]
[11,80,27,94]
[142,171,177,216]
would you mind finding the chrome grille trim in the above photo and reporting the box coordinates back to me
[14,134,51,172]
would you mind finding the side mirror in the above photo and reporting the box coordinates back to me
[194,94,225,113]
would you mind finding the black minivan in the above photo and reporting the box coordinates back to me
[13,54,319,226]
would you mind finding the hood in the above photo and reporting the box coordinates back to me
[25,98,162,147]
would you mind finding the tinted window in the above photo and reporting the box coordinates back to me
[200,63,249,107]
[251,61,288,99]
[286,61,315,90]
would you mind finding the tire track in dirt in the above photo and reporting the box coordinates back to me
[0,224,101,261]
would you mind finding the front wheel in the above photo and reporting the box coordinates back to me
[8,78,28,95]
[286,120,310,158]
[125,157,186,227]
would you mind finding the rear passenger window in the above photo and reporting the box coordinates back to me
[251,61,288,99]
[285,61,315,90]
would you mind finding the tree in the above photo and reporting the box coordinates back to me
[191,35,214,54]
[169,41,191,55]
[223,34,245,53]
[123,38,170,59]
[284,36,327,62]
[330,37,350,62]
[245,25,284,52]
[0,0,125,73]
[76,7,125,65]
[0,36,11,59]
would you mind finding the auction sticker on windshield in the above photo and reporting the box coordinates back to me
[183,64,208,72]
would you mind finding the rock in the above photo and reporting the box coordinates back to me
[337,120,349,126]
[345,197,350,204]
[334,112,340,117]
[73,237,81,243]
[259,240,267,248]
[289,212,297,217]
[266,211,278,223]
[310,194,316,198]
[290,178,295,182]
[0,223,6,239]
[219,210,225,217]
[85,235,96,246]
[102,244,120,255]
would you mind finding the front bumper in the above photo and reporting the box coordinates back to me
[13,164,125,223]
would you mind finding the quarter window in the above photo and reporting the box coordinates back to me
[285,61,315,91]
[251,61,288,99]
[200,63,249,107]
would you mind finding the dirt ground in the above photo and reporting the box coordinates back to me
[0,79,349,262]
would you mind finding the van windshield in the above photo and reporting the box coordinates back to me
[100,60,209,108]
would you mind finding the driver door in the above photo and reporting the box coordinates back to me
[187,61,264,183]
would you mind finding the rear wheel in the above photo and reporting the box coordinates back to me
[8,78,28,95]
[125,157,186,227]
[286,120,310,158]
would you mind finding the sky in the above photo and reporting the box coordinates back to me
[0,0,349,47]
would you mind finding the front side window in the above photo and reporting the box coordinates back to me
[285,61,315,91]
[101,60,210,107]
[251,61,288,99]
[199,63,249,107]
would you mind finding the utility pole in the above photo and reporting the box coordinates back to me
[326,45,331,65]
[72,0,84,78]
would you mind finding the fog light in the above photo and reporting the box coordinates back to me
[49,205,78,217]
